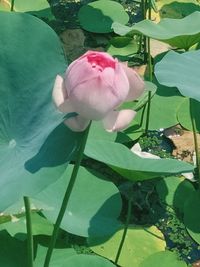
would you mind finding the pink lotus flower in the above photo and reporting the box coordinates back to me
[53,51,144,132]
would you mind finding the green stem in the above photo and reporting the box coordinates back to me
[43,122,91,267]
[145,37,152,134]
[141,0,146,20]
[11,0,15,11]
[114,199,132,265]
[145,2,152,135]
[190,99,200,183]
[24,196,34,267]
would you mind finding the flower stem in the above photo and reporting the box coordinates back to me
[114,199,132,265]
[10,0,15,11]
[141,0,146,19]
[43,122,91,267]
[190,98,200,183]
[145,2,152,135]
[24,196,34,267]
[144,38,152,134]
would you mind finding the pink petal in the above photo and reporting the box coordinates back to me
[68,62,130,120]
[52,75,75,113]
[112,62,130,101]
[119,63,145,101]
[65,57,99,95]
[101,67,115,88]
[103,109,136,132]
[69,77,125,120]
[64,115,90,132]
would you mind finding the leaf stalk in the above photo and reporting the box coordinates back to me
[24,196,34,267]
[43,122,91,267]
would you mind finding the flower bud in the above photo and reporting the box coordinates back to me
[53,51,144,132]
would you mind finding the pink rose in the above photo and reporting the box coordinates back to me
[53,51,144,132]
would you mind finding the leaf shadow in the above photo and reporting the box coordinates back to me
[25,123,82,173]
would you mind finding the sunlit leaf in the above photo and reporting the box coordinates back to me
[150,0,200,22]
[155,50,200,101]
[139,251,187,267]
[88,225,165,267]
[113,12,200,49]
[0,0,54,19]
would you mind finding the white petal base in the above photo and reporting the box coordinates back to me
[103,109,136,132]
[52,75,75,113]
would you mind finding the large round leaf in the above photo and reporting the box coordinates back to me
[85,140,194,181]
[0,12,82,211]
[113,11,200,50]
[34,245,76,267]
[88,121,117,142]
[88,225,165,267]
[62,254,116,267]
[107,37,139,59]
[156,176,195,212]
[150,0,200,22]
[177,98,200,132]
[33,165,122,237]
[78,0,129,33]
[139,251,187,267]
[0,0,54,19]
[135,82,184,130]
[0,213,54,240]
[184,192,200,244]
[155,50,200,101]
[36,250,116,267]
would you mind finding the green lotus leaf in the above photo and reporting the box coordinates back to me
[60,254,116,267]
[121,81,157,112]
[177,98,200,132]
[150,0,200,22]
[107,36,139,58]
[123,77,184,131]
[184,192,200,244]
[139,251,187,267]
[112,11,200,49]
[88,225,165,267]
[85,140,194,181]
[0,12,83,211]
[34,245,76,267]
[33,165,122,237]
[156,176,195,212]
[155,50,200,101]
[88,121,117,142]
[0,213,54,240]
[78,0,129,33]
[0,0,54,19]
